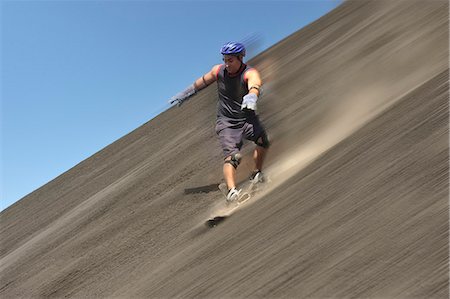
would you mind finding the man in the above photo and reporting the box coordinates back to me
[169,42,270,202]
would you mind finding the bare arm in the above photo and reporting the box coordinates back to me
[169,64,222,106]
[240,68,263,111]
[245,68,263,96]
[193,64,222,92]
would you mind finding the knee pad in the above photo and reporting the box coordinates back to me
[224,153,242,169]
[255,133,270,149]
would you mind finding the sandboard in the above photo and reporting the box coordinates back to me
[205,181,261,228]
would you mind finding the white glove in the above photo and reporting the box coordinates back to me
[169,84,196,107]
[241,93,258,111]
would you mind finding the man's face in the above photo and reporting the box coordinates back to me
[223,55,242,74]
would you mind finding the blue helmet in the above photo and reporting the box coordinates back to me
[220,42,246,56]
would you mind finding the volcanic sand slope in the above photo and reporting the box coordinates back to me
[1,0,448,298]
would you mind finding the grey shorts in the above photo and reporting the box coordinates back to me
[215,114,268,158]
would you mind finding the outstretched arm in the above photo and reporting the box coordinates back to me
[169,64,221,107]
[193,64,221,92]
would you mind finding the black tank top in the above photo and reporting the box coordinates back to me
[216,63,250,123]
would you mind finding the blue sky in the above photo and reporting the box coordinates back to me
[1,0,340,211]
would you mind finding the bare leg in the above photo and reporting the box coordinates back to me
[223,156,237,190]
[253,145,267,172]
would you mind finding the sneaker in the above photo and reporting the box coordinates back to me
[249,170,265,184]
[226,187,241,202]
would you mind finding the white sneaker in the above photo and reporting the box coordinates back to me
[226,187,241,202]
[249,170,265,184]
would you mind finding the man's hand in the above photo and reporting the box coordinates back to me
[169,85,196,107]
[241,93,258,111]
